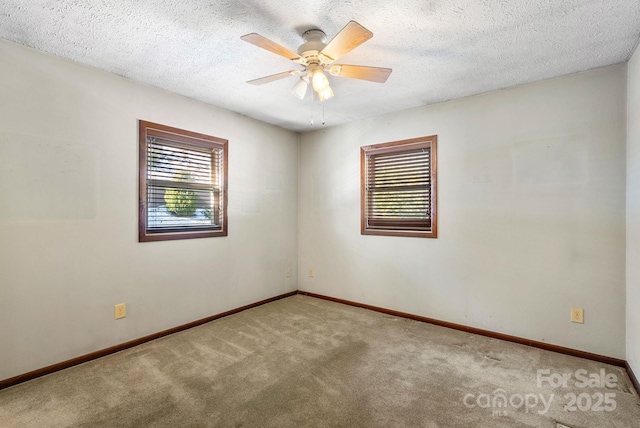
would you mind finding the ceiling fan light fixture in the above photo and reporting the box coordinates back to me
[311,68,330,92]
[291,76,309,100]
[311,68,334,101]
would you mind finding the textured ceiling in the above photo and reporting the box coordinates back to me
[1,0,639,132]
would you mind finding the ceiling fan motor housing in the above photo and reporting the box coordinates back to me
[298,29,328,65]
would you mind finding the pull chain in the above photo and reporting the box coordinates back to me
[308,94,328,127]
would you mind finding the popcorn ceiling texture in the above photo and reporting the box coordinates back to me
[0,0,639,132]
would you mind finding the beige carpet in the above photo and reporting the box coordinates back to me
[1,295,639,427]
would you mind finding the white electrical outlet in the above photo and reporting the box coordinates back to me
[308,268,314,277]
[571,307,584,323]
[285,268,291,278]
[114,303,126,319]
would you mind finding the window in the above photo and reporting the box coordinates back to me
[361,135,437,238]
[138,120,227,242]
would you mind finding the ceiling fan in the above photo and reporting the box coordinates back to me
[241,21,392,101]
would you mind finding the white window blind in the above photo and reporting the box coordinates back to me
[139,120,228,242]
[146,137,223,232]
[365,147,431,229]
[361,136,437,238]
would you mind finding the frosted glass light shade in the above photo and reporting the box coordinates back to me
[318,86,334,101]
[312,69,330,92]
[291,78,308,100]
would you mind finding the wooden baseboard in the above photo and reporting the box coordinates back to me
[0,291,297,391]
[626,362,640,396]
[297,291,627,368]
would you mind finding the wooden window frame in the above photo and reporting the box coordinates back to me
[138,120,228,242]
[361,135,437,238]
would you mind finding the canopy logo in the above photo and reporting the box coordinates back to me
[463,389,553,417]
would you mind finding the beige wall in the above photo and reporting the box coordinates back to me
[627,44,640,376]
[298,65,627,358]
[0,40,299,380]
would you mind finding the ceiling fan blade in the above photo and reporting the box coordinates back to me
[328,65,392,83]
[320,21,373,62]
[241,33,302,61]
[247,70,303,85]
